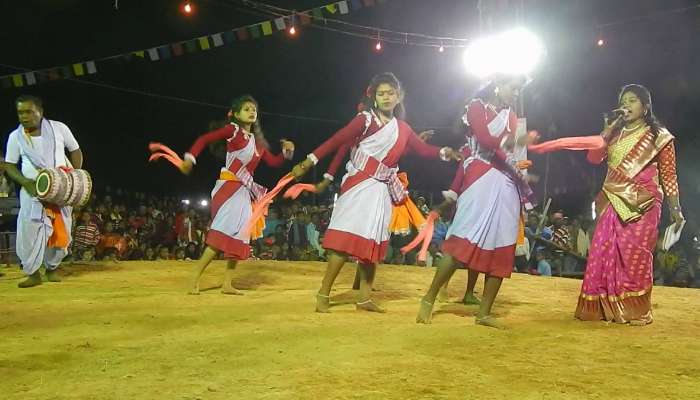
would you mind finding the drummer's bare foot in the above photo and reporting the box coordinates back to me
[416,298,434,324]
[437,287,449,303]
[462,293,481,305]
[45,269,61,282]
[316,293,330,313]
[356,299,385,313]
[475,314,506,329]
[221,286,244,295]
[18,272,42,288]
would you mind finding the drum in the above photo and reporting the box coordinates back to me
[67,169,92,207]
[35,168,92,207]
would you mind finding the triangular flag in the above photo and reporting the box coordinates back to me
[325,4,337,13]
[236,28,249,41]
[159,46,172,59]
[185,40,199,53]
[312,8,324,20]
[60,66,73,78]
[223,31,236,43]
[11,74,23,87]
[274,17,286,30]
[338,1,349,14]
[36,70,50,83]
[299,12,312,25]
[134,50,145,58]
[172,42,185,56]
[198,36,211,50]
[73,63,85,76]
[147,48,160,61]
[249,24,261,39]
[261,21,273,36]
[85,61,97,74]
[24,72,37,85]
[211,33,224,47]
[48,69,61,80]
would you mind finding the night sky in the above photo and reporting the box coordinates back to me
[2,0,699,217]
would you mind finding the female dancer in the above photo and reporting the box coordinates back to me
[575,84,683,325]
[290,72,457,313]
[180,95,294,294]
[416,75,534,328]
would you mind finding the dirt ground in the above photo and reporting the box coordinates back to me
[1,260,699,400]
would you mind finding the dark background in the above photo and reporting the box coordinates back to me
[1,0,699,217]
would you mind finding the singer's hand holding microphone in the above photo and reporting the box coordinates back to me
[601,108,629,140]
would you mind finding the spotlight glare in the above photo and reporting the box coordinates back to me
[181,199,191,205]
[289,26,296,35]
[463,27,545,78]
[438,45,445,53]
[597,38,605,47]
[183,2,193,14]
[375,41,382,51]
[199,199,209,207]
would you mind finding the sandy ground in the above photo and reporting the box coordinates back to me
[1,260,700,400]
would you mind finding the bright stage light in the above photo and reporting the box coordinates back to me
[289,26,296,36]
[199,199,209,207]
[183,2,193,14]
[375,41,382,51]
[463,28,545,78]
[181,199,191,205]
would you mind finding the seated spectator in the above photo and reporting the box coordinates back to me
[130,242,147,261]
[174,247,186,261]
[307,213,324,258]
[263,208,284,238]
[157,246,170,261]
[535,251,552,276]
[258,235,277,260]
[145,247,156,261]
[184,242,200,261]
[96,222,128,260]
[73,212,101,259]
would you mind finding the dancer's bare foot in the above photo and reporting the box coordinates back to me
[416,298,434,324]
[437,287,449,303]
[462,293,481,305]
[356,299,386,313]
[629,319,651,326]
[316,293,330,313]
[221,286,244,295]
[475,314,506,329]
[187,280,200,295]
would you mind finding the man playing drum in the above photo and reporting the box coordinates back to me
[3,95,83,287]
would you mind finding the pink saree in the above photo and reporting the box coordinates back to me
[574,163,661,324]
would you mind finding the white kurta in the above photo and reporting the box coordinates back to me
[5,119,79,275]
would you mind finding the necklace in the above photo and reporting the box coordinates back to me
[621,121,645,132]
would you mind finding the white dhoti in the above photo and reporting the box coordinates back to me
[17,189,72,275]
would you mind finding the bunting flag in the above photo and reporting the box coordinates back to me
[0,0,386,89]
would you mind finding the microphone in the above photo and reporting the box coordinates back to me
[611,108,630,117]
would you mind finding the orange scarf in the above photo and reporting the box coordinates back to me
[45,204,69,248]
